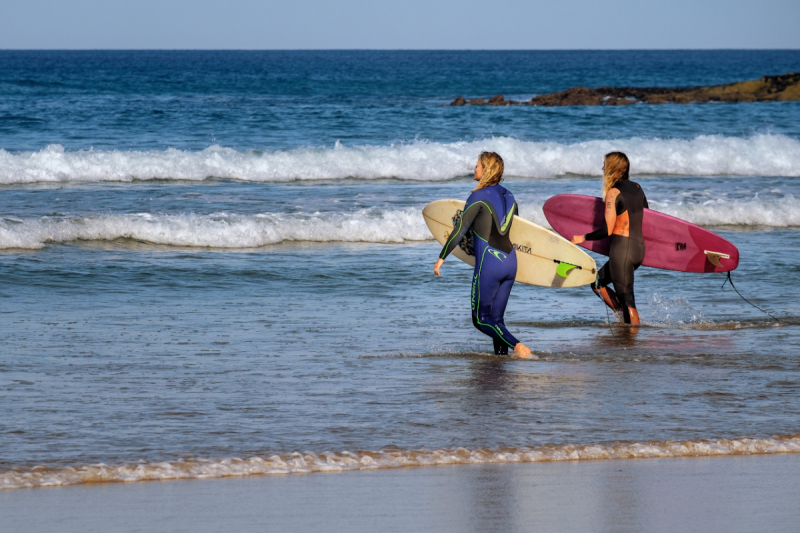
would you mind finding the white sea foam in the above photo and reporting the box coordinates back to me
[1,134,799,184]
[2,436,798,490]
[0,209,431,250]
[651,195,800,227]
[1,193,797,250]
[500,196,800,229]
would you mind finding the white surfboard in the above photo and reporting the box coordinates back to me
[423,199,597,288]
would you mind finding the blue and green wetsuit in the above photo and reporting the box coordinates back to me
[439,184,521,355]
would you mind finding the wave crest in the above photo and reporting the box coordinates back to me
[1,134,799,184]
[3,436,799,490]
[0,209,430,249]
[2,194,798,250]
[653,195,800,227]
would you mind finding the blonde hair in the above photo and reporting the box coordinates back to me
[602,151,630,196]
[473,152,504,191]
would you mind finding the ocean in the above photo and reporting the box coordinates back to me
[1,50,800,500]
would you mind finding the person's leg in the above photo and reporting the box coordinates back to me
[490,277,513,325]
[596,286,621,311]
[472,249,505,344]
[471,298,481,333]
[609,236,637,324]
[493,338,508,356]
[493,279,532,358]
[487,250,531,357]
[472,248,523,353]
[473,253,501,333]
[485,255,513,358]
[471,248,489,334]
[622,241,645,327]
[487,276,521,350]
[592,262,621,311]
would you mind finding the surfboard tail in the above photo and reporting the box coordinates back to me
[704,251,731,269]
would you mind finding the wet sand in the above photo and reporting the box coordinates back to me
[3,454,799,533]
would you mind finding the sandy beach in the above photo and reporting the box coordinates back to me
[3,453,799,533]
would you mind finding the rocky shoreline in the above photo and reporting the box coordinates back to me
[449,72,800,107]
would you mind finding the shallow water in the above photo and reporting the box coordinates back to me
[1,51,799,489]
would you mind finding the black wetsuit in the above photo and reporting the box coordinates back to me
[585,179,648,311]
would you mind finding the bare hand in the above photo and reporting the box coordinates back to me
[433,258,445,276]
[571,235,586,245]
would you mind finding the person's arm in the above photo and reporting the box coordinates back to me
[434,201,482,276]
[572,189,619,244]
[643,191,649,209]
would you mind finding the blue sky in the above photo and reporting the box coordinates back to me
[3,0,799,49]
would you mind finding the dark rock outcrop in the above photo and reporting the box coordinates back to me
[448,72,800,107]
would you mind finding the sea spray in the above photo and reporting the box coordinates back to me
[645,293,707,327]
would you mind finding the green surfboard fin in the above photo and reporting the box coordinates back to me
[556,262,578,278]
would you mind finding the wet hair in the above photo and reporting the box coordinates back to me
[602,151,630,197]
[473,152,504,191]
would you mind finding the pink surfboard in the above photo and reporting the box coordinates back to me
[543,194,739,273]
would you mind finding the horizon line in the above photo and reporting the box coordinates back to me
[1,48,799,52]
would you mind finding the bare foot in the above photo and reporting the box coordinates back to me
[514,343,533,358]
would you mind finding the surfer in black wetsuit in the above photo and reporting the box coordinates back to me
[433,152,533,358]
[572,152,647,326]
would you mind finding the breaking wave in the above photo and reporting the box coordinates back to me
[2,193,799,250]
[0,209,430,249]
[651,195,800,227]
[1,134,799,184]
[3,436,799,490]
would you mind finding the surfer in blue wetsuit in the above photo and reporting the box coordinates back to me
[572,152,648,326]
[433,152,533,358]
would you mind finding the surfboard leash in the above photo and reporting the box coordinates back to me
[722,271,781,325]
[597,295,627,350]
[604,304,627,350]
